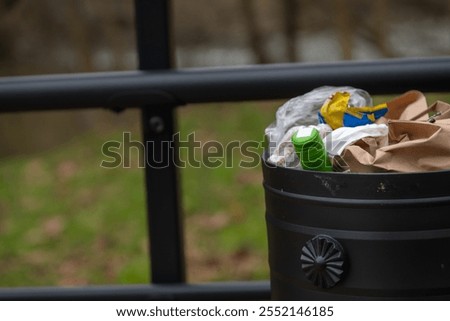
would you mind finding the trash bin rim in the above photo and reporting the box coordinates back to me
[261,152,450,176]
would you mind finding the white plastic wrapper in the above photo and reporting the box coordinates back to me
[323,123,389,156]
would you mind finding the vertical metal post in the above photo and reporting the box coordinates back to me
[134,0,185,283]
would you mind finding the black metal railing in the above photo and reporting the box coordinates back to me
[2,57,450,112]
[1,0,450,300]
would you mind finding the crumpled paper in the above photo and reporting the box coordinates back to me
[342,91,450,172]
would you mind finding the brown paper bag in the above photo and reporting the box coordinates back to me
[381,90,428,121]
[342,92,450,173]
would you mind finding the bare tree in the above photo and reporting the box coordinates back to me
[240,0,270,64]
[333,0,393,59]
[360,0,393,58]
[280,0,300,62]
[66,0,94,72]
[0,0,21,69]
[334,0,353,60]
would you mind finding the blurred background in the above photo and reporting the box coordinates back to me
[0,0,449,286]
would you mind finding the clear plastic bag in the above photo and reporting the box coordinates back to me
[265,86,373,148]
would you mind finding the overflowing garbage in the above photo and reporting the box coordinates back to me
[265,86,450,173]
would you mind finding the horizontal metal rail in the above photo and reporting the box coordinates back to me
[0,281,270,301]
[1,57,450,112]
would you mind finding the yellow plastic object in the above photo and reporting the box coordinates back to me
[319,92,388,130]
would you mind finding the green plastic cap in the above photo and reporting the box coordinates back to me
[291,127,333,172]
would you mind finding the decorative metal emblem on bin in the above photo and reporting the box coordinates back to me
[300,235,345,289]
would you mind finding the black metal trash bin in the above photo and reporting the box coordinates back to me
[262,154,450,300]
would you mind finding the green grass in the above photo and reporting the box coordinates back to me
[178,101,278,282]
[0,101,279,286]
[0,128,150,286]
